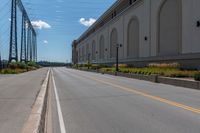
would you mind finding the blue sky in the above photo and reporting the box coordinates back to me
[0,0,116,62]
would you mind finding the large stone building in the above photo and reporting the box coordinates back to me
[72,0,200,69]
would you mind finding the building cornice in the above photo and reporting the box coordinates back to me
[76,0,122,43]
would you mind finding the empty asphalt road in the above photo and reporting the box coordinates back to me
[0,68,48,133]
[50,67,200,133]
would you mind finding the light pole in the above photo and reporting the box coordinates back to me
[116,44,122,72]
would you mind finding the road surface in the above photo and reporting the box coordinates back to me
[50,67,200,133]
[0,68,48,133]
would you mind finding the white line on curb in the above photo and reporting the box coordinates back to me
[22,68,50,133]
[52,69,67,133]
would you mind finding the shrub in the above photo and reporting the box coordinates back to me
[18,62,27,69]
[85,63,92,68]
[2,69,15,74]
[113,64,128,68]
[91,64,100,70]
[9,62,18,69]
[194,72,200,81]
[100,68,115,72]
[27,61,36,67]
[1,69,22,74]
[27,61,40,68]
[1,61,40,74]
[72,64,78,68]
[100,66,198,78]
[88,64,106,70]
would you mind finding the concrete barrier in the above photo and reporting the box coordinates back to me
[22,69,50,133]
[75,68,200,90]
[157,77,200,90]
[103,72,158,83]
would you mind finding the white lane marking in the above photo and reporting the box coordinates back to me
[52,69,67,133]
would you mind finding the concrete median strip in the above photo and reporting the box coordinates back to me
[22,69,50,133]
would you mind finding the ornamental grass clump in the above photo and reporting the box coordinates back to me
[148,62,180,69]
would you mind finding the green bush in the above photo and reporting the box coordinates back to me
[18,62,27,69]
[27,61,40,68]
[8,62,29,69]
[27,61,36,67]
[2,69,16,74]
[87,64,105,70]
[4,61,40,74]
[194,72,200,81]
[91,64,100,70]
[0,68,27,74]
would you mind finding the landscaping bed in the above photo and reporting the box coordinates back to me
[0,62,41,74]
[73,63,200,81]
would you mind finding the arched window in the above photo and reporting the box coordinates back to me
[92,41,96,61]
[110,28,118,58]
[85,44,89,61]
[127,17,139,58]
[99,35,105,59]
[78,48,81,61]
[158,0,181,56]
[81,46,84,61]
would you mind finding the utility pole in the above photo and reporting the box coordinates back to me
[9,0,18,62]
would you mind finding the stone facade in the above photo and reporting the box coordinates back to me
[72,0,200,69]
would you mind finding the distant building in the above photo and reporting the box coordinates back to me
[72,0,200,69]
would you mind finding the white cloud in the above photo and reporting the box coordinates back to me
[79,18,96,27]
[31,20,51,29]
[43,40,48,44]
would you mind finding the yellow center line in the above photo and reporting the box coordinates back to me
[70,69,200,114]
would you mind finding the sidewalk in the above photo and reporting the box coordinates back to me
[0,68,48,133]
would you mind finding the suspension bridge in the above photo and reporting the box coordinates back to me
[0,0,37,65]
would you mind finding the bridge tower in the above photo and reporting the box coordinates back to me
[9,0,18,62]
[20,15,27,62]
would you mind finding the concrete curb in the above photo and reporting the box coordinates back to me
[22,69,50,133]
[77,69,200,90]
[157,76,200,90]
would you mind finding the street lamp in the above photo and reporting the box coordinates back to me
[116,44,122,72]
